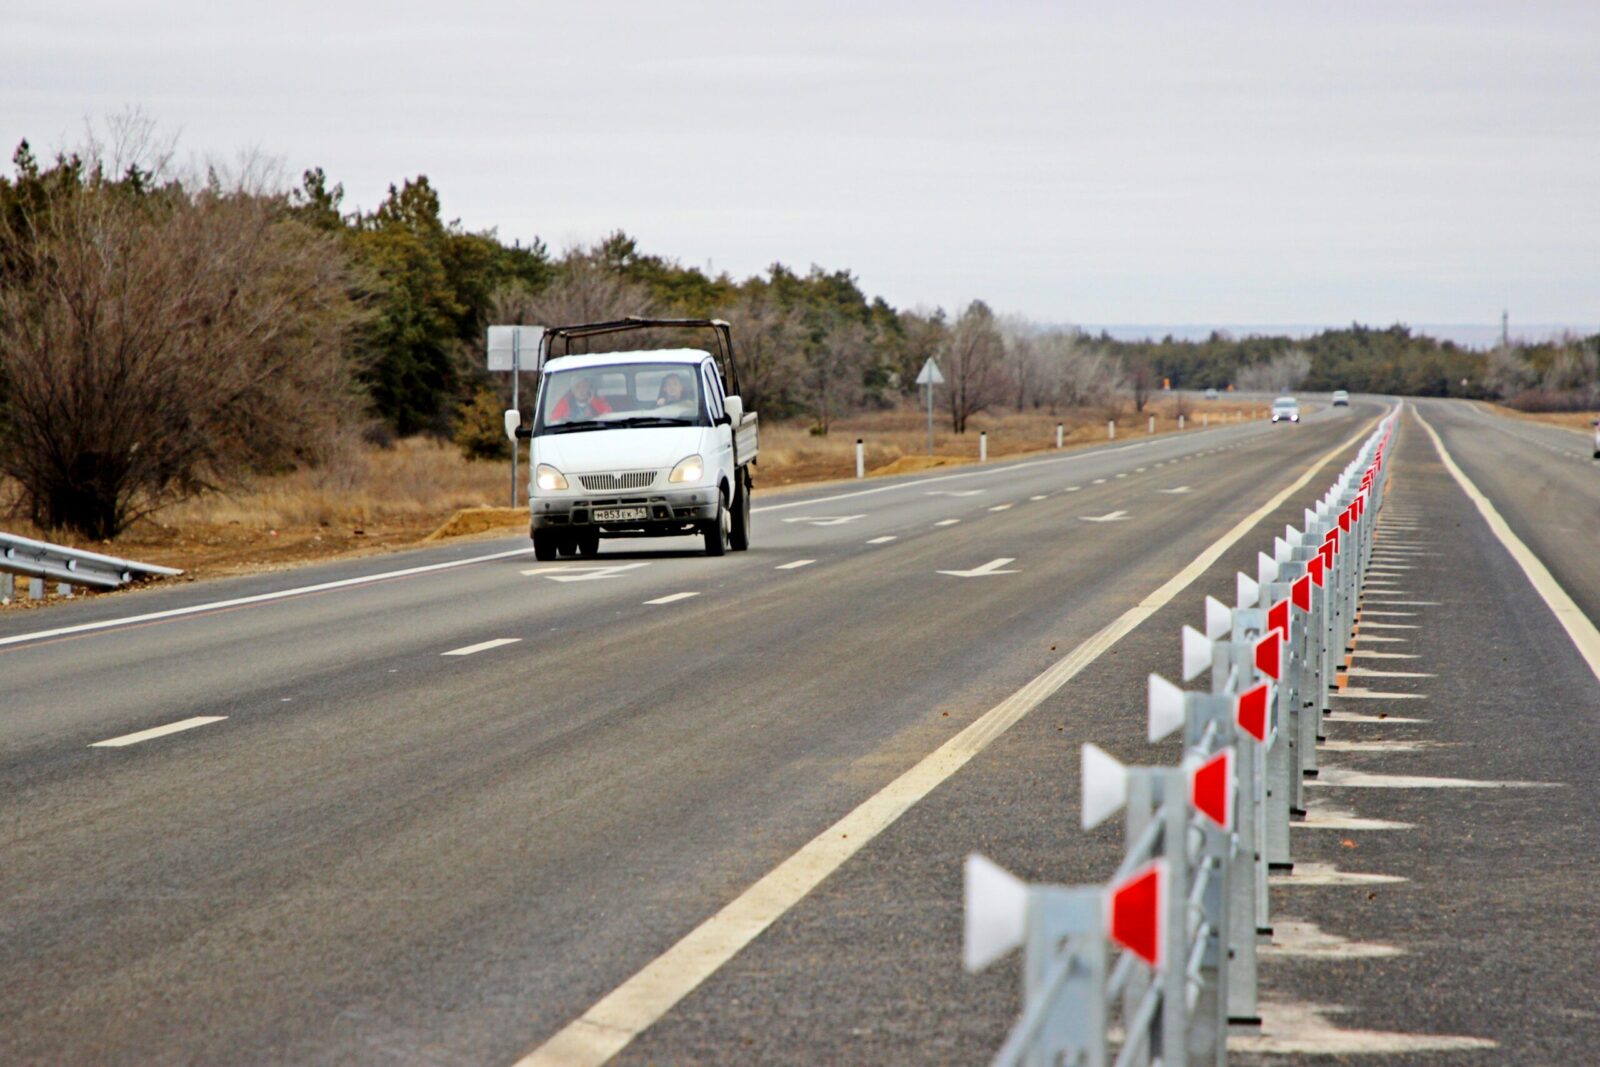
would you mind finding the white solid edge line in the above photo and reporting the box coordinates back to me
[775,560,816,570]
[0,547,538,650]
[511,410,1389,1067]
[91,715,227,748]
[644,592,700,605]
[442,638,523,657]
[1413,405,1600,686]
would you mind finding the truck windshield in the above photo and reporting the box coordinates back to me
[536,363,708,434]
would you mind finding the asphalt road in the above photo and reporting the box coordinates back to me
[0,398,1420,1064]
[1225,401,1600,1064]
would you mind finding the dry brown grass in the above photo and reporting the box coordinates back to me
[1480,401,1599,435]
[756,398,1270,485]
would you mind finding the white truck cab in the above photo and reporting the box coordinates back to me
[504,319,758,560]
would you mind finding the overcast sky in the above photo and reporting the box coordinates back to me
[5,1,1597,327]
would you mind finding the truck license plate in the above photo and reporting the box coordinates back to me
[593,507,648,522]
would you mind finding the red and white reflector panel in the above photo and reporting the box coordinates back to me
[1236,681,1270,741]
[1319,542,1336,569]
[1267,598,1290,639]
[963,853,1028,972]
[1255,631,1282,680]
[1292,574,1312,611]
[1308,554,1325,588]
[1107,859,1167,969]
[1081,743,1129,830]
[1189,747,1236,829]
[1204,595,1233,641]
[1148,673,1186,743]
[1182,625,1214,682]
[1339,507,1352,533]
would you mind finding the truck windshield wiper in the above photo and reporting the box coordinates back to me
[542,419,610,435]
[614,416,698,427]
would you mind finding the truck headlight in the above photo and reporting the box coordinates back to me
[536,464,569,491]
[669,454,704,483]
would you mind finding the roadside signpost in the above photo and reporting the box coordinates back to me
[915,357,944,456]
[488,324,545,506]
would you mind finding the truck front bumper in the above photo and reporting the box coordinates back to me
[530,487,720,535]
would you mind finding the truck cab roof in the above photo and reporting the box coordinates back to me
[542,348,711,374]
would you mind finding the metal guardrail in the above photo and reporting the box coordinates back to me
[0,531,183,600]
[965,408,1398,1066]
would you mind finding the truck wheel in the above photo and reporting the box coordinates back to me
[704,492,731,557]
[730,472,752,551]
[557,536,579,557]
[578,531,600,557]
[533,529,559,561]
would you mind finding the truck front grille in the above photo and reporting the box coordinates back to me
[578,471,658,491]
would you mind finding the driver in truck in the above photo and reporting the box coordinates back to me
[549,376,612,422]
[654,372,694,413]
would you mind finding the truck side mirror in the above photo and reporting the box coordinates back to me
[724,395,744,424]
[503,409,522,441]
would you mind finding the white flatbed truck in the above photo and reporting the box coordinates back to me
[504,318,759,560]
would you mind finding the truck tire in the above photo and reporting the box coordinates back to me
[730,471,752,551]
[704,492,731,557]
[578,531,600,557]
[557,536,580,557]
[533,529,559,561]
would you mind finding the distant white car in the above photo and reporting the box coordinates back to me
[1270,396,1301,423]
[1203,387,1220,400]
[1331,390,1350,406]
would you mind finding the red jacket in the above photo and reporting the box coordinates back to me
[549,393,613,421]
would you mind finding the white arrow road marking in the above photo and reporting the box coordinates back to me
[644,592,699,605]
[1157,486,1192,494]
[779,515,865,526]
[521,562,651,582]
[775,560,815,570]
[442,638,521,657]
[937,557,1018,578]
[925,489,984,497]
[91,716,226,748]
[1080,510,1130,523]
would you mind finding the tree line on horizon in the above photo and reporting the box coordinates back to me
[2,120,1596,539]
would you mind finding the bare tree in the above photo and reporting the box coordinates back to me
[490,247,656,335]
[946,300,1006,433]
[999,315,1042,411]
[718,284,806,415]
[0,145,364,539]
[1236,349,1311,393]
[1124,356,1156,413]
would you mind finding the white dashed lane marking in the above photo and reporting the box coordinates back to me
[91,716,227,748]
[442,638,522,657]
[866,536,896,544]
[775,560,815,570]
[644,592,699,605]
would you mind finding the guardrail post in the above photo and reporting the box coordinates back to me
[1024,887,1108,1067]
[1,572,12,602]
[29,576,44,600]
[1057,423,1064,449]
[981,431,988,463]
[855,439,865,479]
